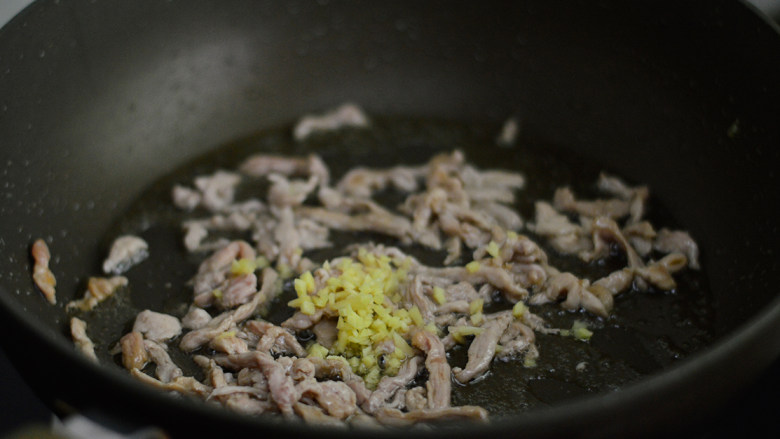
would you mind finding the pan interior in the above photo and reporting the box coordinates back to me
[66,116,716,418]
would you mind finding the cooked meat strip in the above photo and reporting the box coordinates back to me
[336,166,422,198]
[453,312,513,383]
[297,202,413,243]
[219,272,258,309]
[405,386,428,412]
[312,318,338,349]
[181,305,212,330]
[225,393,274,415]
[31,239,57,305]
[172,185,202,211]
[191,240,256,306]
[593,268,635,296]
[623,221,657,257]
[583,216,644,269]
[130,368,212,398]
[375,406,488,425]
[239,155,310,178]
[654,228,700,270]
[529,201,591,255]
[181,268,277,351]
[412,265,527,302]
[530,272,612,317]
[221,352,299,417]
[634,253,688,291]
[364,356,421,414]
[553,187,631,220]
[133,310,182,342]
[293,103,369,141]
[193,170,242,212]
[294,402,346,427]
[308,357,372,406]
[67,276,128,312]
[596,172,649,224]
[412,330,451,409]
[144,340,183,383]
[268,174,319,208]
[476,201,523,231]
[496,319,537,361]
[102,235,149,275]
[119,331,148,371]
[70,317,97,362]
[297,378,357,420]
[246,320,307,357]
[210,332,249,355]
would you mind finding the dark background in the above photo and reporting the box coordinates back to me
[1,1,779,437]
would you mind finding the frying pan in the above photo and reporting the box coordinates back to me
[1,0,779,437]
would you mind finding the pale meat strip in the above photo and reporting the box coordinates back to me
[375,406,488,426]
[412,330,451,409]
[453,313,513,383]
[31,239,57,305]
[364,356,421,414]
[67,276,128,312]
[102,235,149,275]
[70,317,97,362]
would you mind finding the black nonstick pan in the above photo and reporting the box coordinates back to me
[1,0,779,437]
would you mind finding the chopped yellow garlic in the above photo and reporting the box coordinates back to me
[230,258,257,276]
[432,286,446,305]
[512,301,527,318]
[465,261,481,273]
[486,240,500,258]
[469,298,484,315]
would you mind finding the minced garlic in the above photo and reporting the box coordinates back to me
[288,248,420,388]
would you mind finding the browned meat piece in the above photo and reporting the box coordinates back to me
[364,356,421,414]
[181,306,211,330]
[308,357,372,406]
[182,268,277,352]
[120,331,148,371]
[497,319,537,361]
[476,201,524,231]
[282,310,320,331]
[531,272,612,317]
[405,386,428,412]
[172,185,202,211]
[132,310,182,342]
[246,320,307,357]
[375,406,488,425]
[412,265,527,302]
[453,313,513,383]
[210,332,249,355]
[268,174,319,208]
[412,330,451,409]
[130,369,212,398]
[634,253,689,290]
[654,228,700,270]
[193,170,242,212]
[222,392,274,415]
[297,379,358,420]
[102,235,149,275]
[67,276,128,312]
[583,216,644,269]
[192,240,256,306]
[219,272,258,309]
[336,166,422,198]
[293,103,369,141]
[70,317,97,362]
[312,318,338,349]
[553,187,631,220]
[240,155,310,178]
[297,202,413,243]
[623,221,657,257]
[31,239,57,305]
[530,201,591,255]
[596,172,649,224]
[294,402,347,427]
[143,340,182,383]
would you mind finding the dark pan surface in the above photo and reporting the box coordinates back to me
[1,0,780,437]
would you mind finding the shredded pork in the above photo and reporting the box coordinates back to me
[55,106,701,429]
